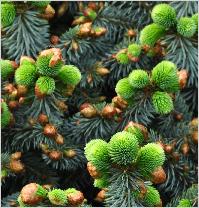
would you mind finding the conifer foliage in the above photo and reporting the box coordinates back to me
[1,1,198,207]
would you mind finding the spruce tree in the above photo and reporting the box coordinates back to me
[1,1,198,207]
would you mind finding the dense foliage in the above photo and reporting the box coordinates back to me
[1,1,198,207]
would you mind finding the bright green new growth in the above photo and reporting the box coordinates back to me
[84,139,104,160]
[36,54,63,77]
[115,78,135,99]
[15,64,37,87]
[65,188,78,196]
[31,1,50,8]
[36,76,55,95]
[108,131,139,166]
[58,65,81,85]
[85,139,110,171]
[48,189,67,206]
[151,60,179,93]
[152,91,174,114]
[1,3,16,28]
[1,169,8,178]
[136,143,165,177]
[1,101,11,128]
[94,177,109,189]
[116,52,129,64]
[127,44,142,57]
[0,60,14,80]
[88,10,97,21]
[192,13,198,31]
[125,126,144,145]
[128,70,150,89]
[151,4,176,28]
[140,23,166,47]
[20,59,35,66]
[177,199,192,207]
[35,185,48,197]
[177,17,197,38]
[143,186,161,206]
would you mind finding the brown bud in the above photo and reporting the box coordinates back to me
[63,84,76,96]
[78,2,84,12]
[71,40,79,51]
[42,4,55,20]
[28,118,37,126]
[80,105,98,118]
[55,100,68,112]
[9,160,25,173]
[55,134,64,145]
[124,122,148,140]
[72,16,88,25]
[96,67,110,76]
[57,2,68,17]
[189,118,198,128]
[42,184,53,191]
[20,56,35,65]
[67,191,84,206]
[64,149,76,158]
[19,97,25,104]
[101,105,117,119]
[177,70,189,89]
[38,114,49,125]
[95,190,106,202]
[88,2,98,10]
[172,152,180,161]
[50,35,59,45]
[181,143,190,155]
[130,56,139,62]
[11,152,22,160]
[78,22,92,37]
[3,83,15,94]
[174,113,183,121]
[94,27,107,37]
[8,100,19,110]
[191,131,198,144]
[10,61,18,69]
[99,2,104,9]
[151,167,166,184]
[127,29,136,37]
[21,183,43,205]
[35,85,45,99]
[48,150,62,160]
[43,124,57,138]
[142,45,151,52]
[87,162,100,178]
[87,73,93,83]
[164,144,173,153]
[40,143,50,154]
[9,89,18,99]
[115,107,122,114]
[127,53,139,62]
[79,102,92,111]
[112,96,128,109]
[153,45,162,54]
[140,182,147,195]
